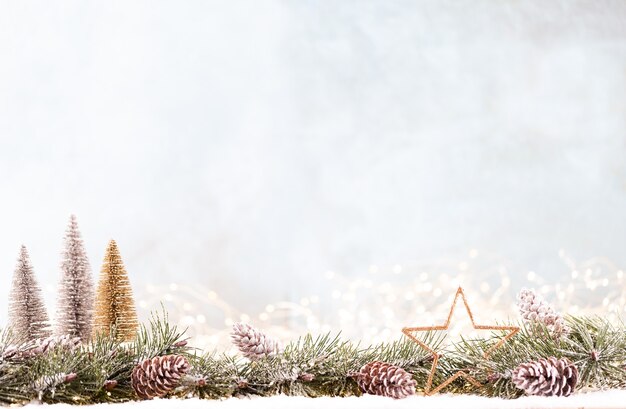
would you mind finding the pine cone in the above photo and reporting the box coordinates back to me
[32,372,77,400]
[103,379,118,391]
[517,289,567,337]
[512,357,578,397]
[230,323,281,360]
[131,355,190,399]
[356,361,416,399]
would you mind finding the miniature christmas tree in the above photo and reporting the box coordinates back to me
[92,240,138,342]
[8,246,51,342]
[55,215,95,341]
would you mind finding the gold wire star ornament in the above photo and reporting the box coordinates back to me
[402,287,519,395]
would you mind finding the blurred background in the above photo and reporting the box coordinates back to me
[0,1,625,346]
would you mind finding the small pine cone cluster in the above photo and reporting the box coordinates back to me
[231,323,281,360]
[2,335,81,361]
[517,289,567,337]
[30,335,82,356]
[131,355,190,400]
[512,357,578,397]
[32,372,77,400]
[356,361,416,399]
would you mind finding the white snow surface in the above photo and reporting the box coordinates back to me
[36,390,626,409]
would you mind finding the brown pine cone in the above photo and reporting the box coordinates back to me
[512,357,578,397]
[356,361,416,399]
[131,355,190,399]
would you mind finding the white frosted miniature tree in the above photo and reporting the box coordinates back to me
[55,215,95,341]
[8,245,51,342]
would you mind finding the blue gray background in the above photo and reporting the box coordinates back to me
[1,1,625,325]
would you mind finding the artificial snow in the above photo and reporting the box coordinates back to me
[38,390,626,409]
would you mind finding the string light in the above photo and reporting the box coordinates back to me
[134,250,625,349]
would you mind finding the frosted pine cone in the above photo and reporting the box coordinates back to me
[512,357,578,397]
[32,372,77,400]
[231,323,281,360]
[517,289,567,337]
[356,361,416,399]
[131,355,190,400]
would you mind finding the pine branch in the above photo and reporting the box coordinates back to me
[0,312,623,404]
[191,330,444,399]
[447,316,626,398]
[561,316,626,389]
[0,329,30,405]
[191,353,242,399]
[132,309,191,361]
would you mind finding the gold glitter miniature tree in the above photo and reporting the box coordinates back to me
[92,240,139,341]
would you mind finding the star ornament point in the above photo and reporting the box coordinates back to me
[402,287,519,395]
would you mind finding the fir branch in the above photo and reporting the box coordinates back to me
[0,312,623,405]
[191,353,242,399]
[132,308,191,361]
[561,316,626,389]
[191,331,444,399]
[448,316,626,398]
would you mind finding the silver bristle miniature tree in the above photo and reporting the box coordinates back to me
[55,215,95,341]
[8,246,51,343]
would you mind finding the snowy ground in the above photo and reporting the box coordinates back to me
[38,390,626,409]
